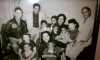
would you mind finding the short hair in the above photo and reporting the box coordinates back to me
[33,3,41,10]
[14,7,23,13]
[51,15,58,21]
[22,34,31,41]
[58,14,67,23]
[41,31,51,41]
[41,20,48,25]
[68,18,79,29]
[61,25,68,30]
[81,6,91,17]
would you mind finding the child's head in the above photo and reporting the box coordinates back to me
[61,25,68,34]
[22,34,31,43]
[51,15,58,24]
[52,24,59,34]
[41,31,51,43]
[41,20,48,28]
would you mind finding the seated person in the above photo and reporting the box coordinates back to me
[55,25,72,48]
[19,34,35,47]
[38,31,51,59]
[18,43,36,60]
[42,42,57,60]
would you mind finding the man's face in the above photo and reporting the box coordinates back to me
[33,6,40,14]
[43,33,50,43]
[58,16,64,26]
[51,18,57,24]
[82,9,90,19]
[68,23,76,31]
[15,9,22,19]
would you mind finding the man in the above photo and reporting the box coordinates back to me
[76,6,94,60]
[1,7,28,60]
[33,3,47,28]
[33,3,40,28]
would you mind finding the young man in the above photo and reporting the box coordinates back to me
[1,7,28,60]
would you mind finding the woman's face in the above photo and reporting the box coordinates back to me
[58,16,64,26]
[51,18,57,24]
[68,23,76,31]
[42,33,50,43]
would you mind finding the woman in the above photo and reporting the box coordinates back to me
[38,31,51,60]
[65,18,79,60]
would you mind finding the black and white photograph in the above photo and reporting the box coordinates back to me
[0,0,99,60]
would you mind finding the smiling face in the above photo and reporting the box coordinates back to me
[41,22,47,28]
[53,26,58,34]
[15,9,22,20]
[82,8,90,20]
[42,33,50,43]
[68,23,76,31]
[33,6,40,14]
[51,18,57,24]
[58,16,64,26]
[23,35,30,43]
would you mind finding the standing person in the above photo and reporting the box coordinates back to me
[1,7,28,60]
[33,3,47,28]
[76,6,94,60]
[33,3,40,28]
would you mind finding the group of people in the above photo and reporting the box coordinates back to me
[1,3,94,60]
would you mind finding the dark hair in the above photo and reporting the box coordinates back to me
[33,3,41,10]
[58,14,67,23]
[68,18,79,29]
[41,31,51,41]
[41,20,48,26]
[51,15,58,21]
[52,24,60,35]
[14,7,23,13]
[61,25,69,30]
[21,43,33,55]
[81,6,91,17]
